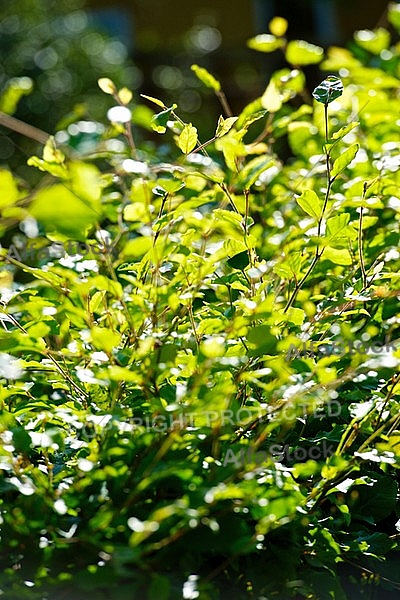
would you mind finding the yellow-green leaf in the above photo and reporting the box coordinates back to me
[118,87,133,105]
[43,136,65,164]
[0,169,19,209]
[151,104,177,134]
[191,64,221,91]
[261,80,282,112]
[89,290,107,315]
[354,28,391,55]
[269,17,288,37]
[296,189,322,220]
[323,247,352,265]
[27,156,67,178]
[141,94,166,108]
[0,76,33,115]
[286,40,323,65]
[215,115,238,138]
[29,184,101,239]
[123,202,149,222]
[90,326,121,354]
[247,34,284,53]
[331,143,359,179]
[121,236,152,259]
[98,77,116,95]
[331,122,359,141]
[177,124,198,154]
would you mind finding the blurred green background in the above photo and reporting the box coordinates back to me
[0,0,391,173]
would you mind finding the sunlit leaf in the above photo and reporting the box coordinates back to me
[286,40,323,65]
[191,64,221,91]
[0,169,19,209]
[177,123,198,154]
[247,33,285,53]
[269,17,288,37]
[296,189,322,220]
[98,77,116,95]
[331,143,359,178]
[151,104,177,133]
[43,136,65,164]
[323,246,352,265]
[388,2,400,31]
[141,94,166,108]
[0,77,33,115]
[215,115,238,138]
[354,28,391,55]
[261,80,282,112]
[118,87,133,105]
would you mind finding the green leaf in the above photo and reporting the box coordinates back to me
[90,326,121,354]
[312,76,343,104]
[217,133,244,172]
[269,17,288,37]
[238,109,267,130]
[354,28,391,55]
[121,236,152,259]
[151,104,177,134]
[191,64,221,91]
[177,123,198,154]
[388,2,400,32]
[296,189,322,220]
[43,136,65,164]
[153,179,185,194]
[0,76,33,115]
[0,169,19,209]
[141,94,166,108]
[286,40,323,65]
[351,472,398,522]
[247,325,277,355]
[247,34,284,53]
[331,121,359,141]
[215,115,238,138]
[238,156,276,189]
[12,427,32,453]
[89,290,106,315]
[326,213,356,246]
[331,143,359,178]
[323,246,352,265]
[29,183,101,239]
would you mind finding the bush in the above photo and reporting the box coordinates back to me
[0,8,400,599]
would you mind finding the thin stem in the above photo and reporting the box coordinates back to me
[215,89,233,117]
[324,102,329,144]
[0,111,49,144]
[219,182,240,214]
[358,182,368,289]
[190,135,217,154]
[377,373,400,428]
[284,252,322,312]
[283,101,332,312]
[113,91,137,158]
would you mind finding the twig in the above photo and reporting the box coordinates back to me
[0,111,49,144]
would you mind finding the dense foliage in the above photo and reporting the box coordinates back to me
[1,7,400,599]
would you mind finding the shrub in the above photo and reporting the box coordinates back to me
[0,8,400,599]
